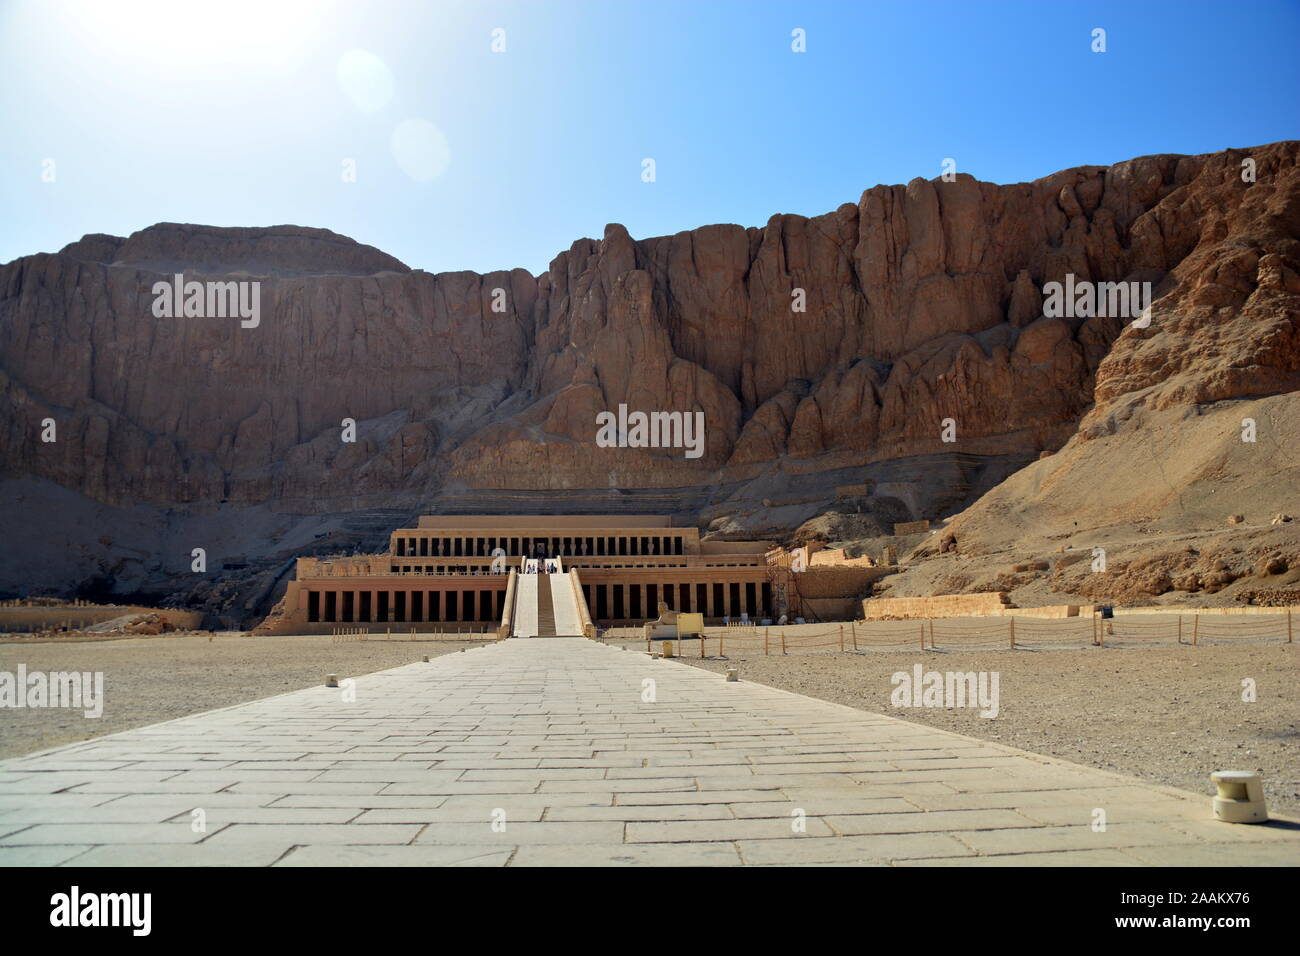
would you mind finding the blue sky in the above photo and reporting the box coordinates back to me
[2,0,1297,275]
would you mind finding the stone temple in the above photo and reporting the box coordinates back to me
[259,515,881,637]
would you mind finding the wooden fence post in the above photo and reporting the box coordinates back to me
[839,625,844,652]
[919,620,925,650]
[1177,615,1182,644]
[781,630,787,655]
[765,627,770,655]
[1288,609,1293,644]
[1193,614,1199,646]
[1009,616,1016,649]
[852,621,858,651]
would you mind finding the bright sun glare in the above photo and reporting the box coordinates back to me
[65,0,329,69]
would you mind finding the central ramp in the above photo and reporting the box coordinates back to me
[511,559,587,638]
[511,571,584,638]
[534,573,557,636]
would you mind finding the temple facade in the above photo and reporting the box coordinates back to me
[259,515,787,635]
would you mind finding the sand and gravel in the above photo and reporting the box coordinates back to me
[682,643,1299,816]
[0,632,487,759]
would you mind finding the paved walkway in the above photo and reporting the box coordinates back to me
[2,639,1297,866]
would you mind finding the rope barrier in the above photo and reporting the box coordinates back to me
[583,613,1294,653]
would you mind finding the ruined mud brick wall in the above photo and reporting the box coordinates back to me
[809,548,878,568]
[834,484,872,498]
[802,598,861,620]
[0,606,203,633]
[892,520,931,536]
[797,566,893,599]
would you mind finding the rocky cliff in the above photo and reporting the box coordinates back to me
[2,142,1297,619]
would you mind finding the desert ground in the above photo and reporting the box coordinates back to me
[5,624,1295,820]
[0,632,488,759]
[667,642,1299,818]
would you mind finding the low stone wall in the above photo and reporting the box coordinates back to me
[862,592,1010,620]
[1005,604,1095,618]
[893,520,930,536]
[861,595,1300,622]
[1112,605,1300,616]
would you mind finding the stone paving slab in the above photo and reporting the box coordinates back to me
[0,637,1297,866]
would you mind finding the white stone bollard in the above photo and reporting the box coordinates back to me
[1211,770,1268,823]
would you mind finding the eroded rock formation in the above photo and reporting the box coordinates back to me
[2,143,1298,616]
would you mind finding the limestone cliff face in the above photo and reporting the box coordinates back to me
[1083,144,1300,427]
[449,142,1299,490]
[2,144,1297,518]
[925,144,1300,558]
[1,225,537,508]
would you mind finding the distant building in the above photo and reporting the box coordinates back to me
[262,515,785,634]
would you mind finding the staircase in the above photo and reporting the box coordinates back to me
[535,575,558,637]
[509,564,587,638]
